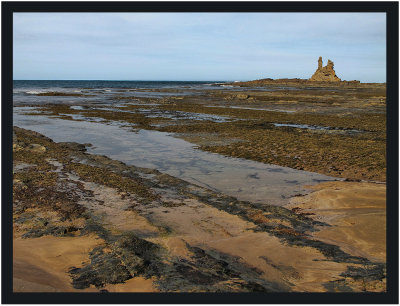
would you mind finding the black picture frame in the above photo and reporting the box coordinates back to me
[2,2,398,304]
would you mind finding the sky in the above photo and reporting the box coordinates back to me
[13,13,386,82]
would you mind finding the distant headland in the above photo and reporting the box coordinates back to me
[231,57,385,88]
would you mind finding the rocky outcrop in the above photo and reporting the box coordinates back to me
[309,57,341,82]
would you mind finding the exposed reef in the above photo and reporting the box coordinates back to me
[12,74,387,293]
[13,127,386,292]
[229,56,384,87]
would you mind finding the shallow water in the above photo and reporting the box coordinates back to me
[71,105,234,123]
[206,105,296,113]
[136,108,233,122]
[273,123,363,134]
[273,123,331,130]
[14,108,338,206]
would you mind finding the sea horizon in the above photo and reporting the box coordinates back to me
[13,79,233,82]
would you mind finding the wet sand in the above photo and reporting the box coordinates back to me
[287,181,386,263]
[13,234,102,292]
[14,237,158,293]
[14,179,385,293]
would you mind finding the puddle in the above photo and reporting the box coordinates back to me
[68,105,231,123]
[273,123,363,133]
[125,91,190,98]
[13,109,338,206]
[117,103,160,106]
[273,123,331,130]
[70,106,86,110]
[91,107,133,113]
[13,163,36,172]
[59,113,108,123]
[68,106,233,123]
[136,109,233,122]
[230,106,296,113]
[206,106,296,113]
[12,107,44,114]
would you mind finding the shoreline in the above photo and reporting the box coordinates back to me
[12,80,386,292]
[12,127,386,292]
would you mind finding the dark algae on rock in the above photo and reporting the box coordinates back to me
[69,230,289,292]
[68,231,164,289]
[13,106,386,292]
[25,85,386,182]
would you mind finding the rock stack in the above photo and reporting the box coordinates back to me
[309,57,341,82]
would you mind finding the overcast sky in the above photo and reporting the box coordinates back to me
[13,13,386,82]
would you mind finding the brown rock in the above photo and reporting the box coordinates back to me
[13,143,23,152]
[236,94,250,100]
[309,56,341,82]
[224,93,250,100]
[27,144,47,154]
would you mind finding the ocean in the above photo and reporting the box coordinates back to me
[12,80,230,105]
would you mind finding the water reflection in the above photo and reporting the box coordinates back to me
[13,109,338,206]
